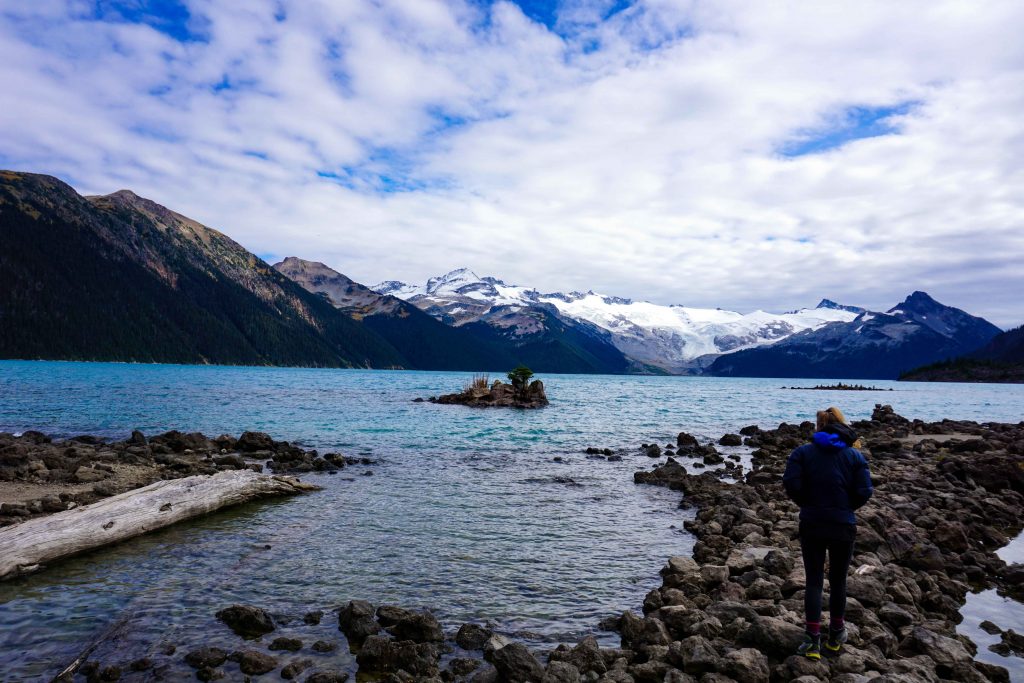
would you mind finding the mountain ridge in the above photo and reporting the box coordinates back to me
[708,292,1002,379]
[372,268,864,373]
[0,171,406,368]
[0,171,1009,378]
[280,257,633,374]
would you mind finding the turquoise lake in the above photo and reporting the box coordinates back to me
[0,361,1022,680]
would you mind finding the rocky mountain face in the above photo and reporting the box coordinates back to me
[274,257,402,318]
[274,258,523,372]
[709,292,1002,379]
[285,260,631,374]
[374,269,860,373]
[0,171,405,368]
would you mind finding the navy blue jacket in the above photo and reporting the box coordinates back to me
[783,432,873,525]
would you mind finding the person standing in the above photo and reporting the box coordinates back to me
[782,406,874,659]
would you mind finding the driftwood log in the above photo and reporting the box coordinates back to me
[0,470,319,581]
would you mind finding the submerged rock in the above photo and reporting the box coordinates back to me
[184,647,228,669]
[231,649,277,675]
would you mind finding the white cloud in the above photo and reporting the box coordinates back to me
[1,0,1022,326]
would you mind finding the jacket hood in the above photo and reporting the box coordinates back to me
[813,422,859,449]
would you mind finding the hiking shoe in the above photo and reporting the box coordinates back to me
[797,633,821,660]
[825,627,848,652]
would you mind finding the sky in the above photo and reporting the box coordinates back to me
[1,1,1023,327]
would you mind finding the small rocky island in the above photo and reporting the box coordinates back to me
[425,367,549,409]
[787,383,893,391]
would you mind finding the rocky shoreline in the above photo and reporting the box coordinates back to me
[629,404,1024,682]
[49,404,1024,682]
[0,429,370,527]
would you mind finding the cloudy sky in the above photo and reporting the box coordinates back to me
[2,1,1023,326]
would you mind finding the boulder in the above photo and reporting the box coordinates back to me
[667,635,719,675]
[720,648,769,683]
[542,661,581,683]
[385,610,444,643]
[900,626,972,666]
[548,636,606,676]
[339,600,380,643]
[306,672,349,683]
[184,647,228,669]
[215,604,275,638]
[677,432,700,449]
[281,658,314,680]
[269,636,302,651]
[700,565,729,585]
[237,431,276,452]
[449,658,482,676]
[457,623,493,650]
[233,649,277,675]
[356,635,439,676]
[738,616,806,658]
[488,642,545,682]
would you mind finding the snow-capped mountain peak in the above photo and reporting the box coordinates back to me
[372,270,862,372]
[816,298,867,314]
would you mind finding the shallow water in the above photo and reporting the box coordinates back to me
[1,361,1023,680]
[958,532,1024,682]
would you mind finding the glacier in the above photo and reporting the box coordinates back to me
[374,269,859,373]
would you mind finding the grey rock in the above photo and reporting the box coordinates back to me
[720,648,768,683]
[281,658,314,680]
[339,600,380,643]
[215,604,275,638]
[667,635,719,675]
[269,636,302,651]
[356,635,439,676]
[233,649,277,675]
[542,661,581,683]
[489,642,544,682]
[456,623,493,650]
[184,647,228,669]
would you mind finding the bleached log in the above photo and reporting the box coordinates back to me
[0,470,320,581]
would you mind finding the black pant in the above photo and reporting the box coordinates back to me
[800,521,855,626]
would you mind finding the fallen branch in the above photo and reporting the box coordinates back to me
[0,470,319,581]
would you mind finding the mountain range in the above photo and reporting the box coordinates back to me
[0,170,1011,379]
[371,271,1002,378]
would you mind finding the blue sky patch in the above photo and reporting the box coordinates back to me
[506,0,560,29]
[83,0,207,42]
[779,101,918,157]
[317,146,452,194]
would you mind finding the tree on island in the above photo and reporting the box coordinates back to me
[507,365,535,400]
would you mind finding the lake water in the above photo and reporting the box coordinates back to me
[1,361,1023,681]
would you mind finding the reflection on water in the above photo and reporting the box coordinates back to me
[960,588,1024,683]
[958,531,1024,683]
[1,362,1024,679]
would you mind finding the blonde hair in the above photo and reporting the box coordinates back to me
[816,406,862,448]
